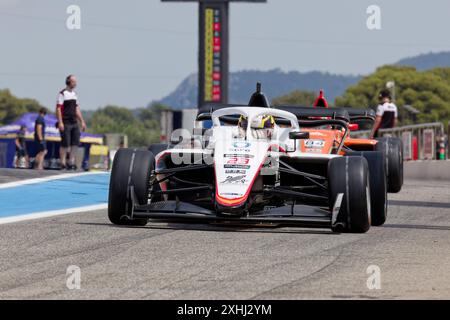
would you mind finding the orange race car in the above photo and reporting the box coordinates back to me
[267,87,403,225]
[284,90,403,194]
[321,91,402,193]
[273,94,404,225]
[273,104,388,226]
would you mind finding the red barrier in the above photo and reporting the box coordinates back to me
[412,136,418,160]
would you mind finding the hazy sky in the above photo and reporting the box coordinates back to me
[1,0,450,110]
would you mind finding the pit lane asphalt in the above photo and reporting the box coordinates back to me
[0,168,67,184]
[0,178,449,299]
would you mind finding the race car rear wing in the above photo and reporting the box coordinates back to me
[197,104,351,123]
[197,101,374,123]
[341,108,376,122]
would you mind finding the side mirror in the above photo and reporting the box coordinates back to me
[289,131,310,140]
[348,123,359,131]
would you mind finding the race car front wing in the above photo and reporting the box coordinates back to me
[130,196,335,229]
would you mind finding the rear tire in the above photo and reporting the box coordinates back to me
[376,137,403,193]
[328,156,371,233]
[108,148,154,226]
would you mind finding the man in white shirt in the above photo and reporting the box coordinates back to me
[370,89,398,138]
[56,75,87,170]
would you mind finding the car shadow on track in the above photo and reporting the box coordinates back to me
[77,221,338,235]
[389,200,450,209]
[382,224,450,231]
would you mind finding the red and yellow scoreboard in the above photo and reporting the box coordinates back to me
[201,3,226,103]
[162,0,266,107]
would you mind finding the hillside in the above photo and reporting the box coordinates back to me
[157,51,450,109]
[397,51,450,71]
[159,69,361,109]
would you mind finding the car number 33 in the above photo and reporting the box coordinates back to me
[226,157,250,165]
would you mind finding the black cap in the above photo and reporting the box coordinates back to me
[379,89,391,100]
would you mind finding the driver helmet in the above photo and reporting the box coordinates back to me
[238,114,275,130]
[238,115,248,129]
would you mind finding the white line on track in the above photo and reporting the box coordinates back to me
[0,171,109,190]
[0,203,108,225]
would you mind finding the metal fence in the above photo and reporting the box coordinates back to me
[352,122,447,160]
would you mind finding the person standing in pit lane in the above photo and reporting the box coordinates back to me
[370,89,398,138]
[34,107,48,170]
[56,75,87,170]
[15,125,29,168]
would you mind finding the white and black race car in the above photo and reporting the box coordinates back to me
[108,90,388,233]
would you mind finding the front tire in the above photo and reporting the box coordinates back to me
[328,156,371,233]
[108,148,154,226]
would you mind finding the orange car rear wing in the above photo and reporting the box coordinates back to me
[342,108,376,122]
[274,106,350,122]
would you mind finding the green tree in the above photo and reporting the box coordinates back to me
[334,65,450,126]
[89,103,169,147]
[0,89,43,125]
[271,90,317,106]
